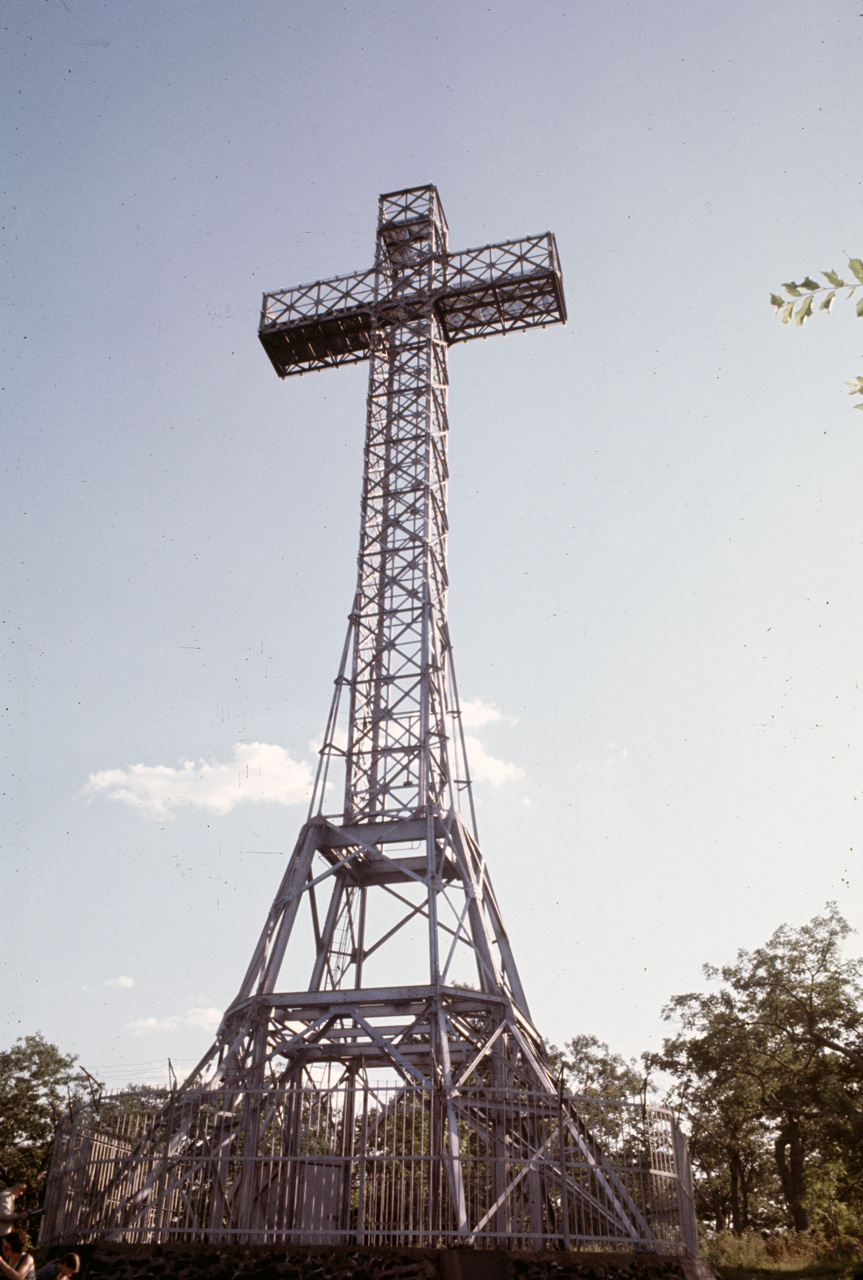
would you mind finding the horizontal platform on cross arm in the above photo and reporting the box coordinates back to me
[258,233,566,377]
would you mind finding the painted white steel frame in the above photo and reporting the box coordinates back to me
[46,186,695,1253]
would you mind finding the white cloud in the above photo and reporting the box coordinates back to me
[128,1007,222,1035]
[457,698,524,788]
[83,742,313,818]
[308,726,348,756]
[460,697,515,730]
[128,1016,176,1034]
[184,1006,222,1030]
[104,975,135,989]
[464,734,525,787]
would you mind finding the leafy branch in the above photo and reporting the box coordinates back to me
[770,257,863,409]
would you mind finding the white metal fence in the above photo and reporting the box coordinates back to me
[41,1083,697,1255]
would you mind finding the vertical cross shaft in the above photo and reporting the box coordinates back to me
[346,187,455,823]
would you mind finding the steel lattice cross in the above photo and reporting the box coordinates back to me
[46,189,693,1253]
[229,189,565,1081]
[261,186,566,828]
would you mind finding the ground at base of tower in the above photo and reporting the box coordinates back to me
[33,1244,719,1280]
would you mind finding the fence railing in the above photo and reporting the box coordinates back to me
[41,1082,697,1255]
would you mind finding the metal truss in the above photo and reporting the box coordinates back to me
[43,187,695,1253]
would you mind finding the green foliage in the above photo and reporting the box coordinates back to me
[648,1001,781,1234]
[703,1226,862,1273]
[0,1034,88,1204]
[546,1032,646,1100]
[770,258,863,409]
[650,905,863,1240]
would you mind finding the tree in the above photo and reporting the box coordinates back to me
[547,1032,646,1101]
[0,1034,88,1204]
[721,903,863,1233]
[651,905,863,1236]
[651,989,787,1234]
[770,258,863,408]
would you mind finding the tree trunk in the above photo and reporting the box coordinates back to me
[774,1115,808,1231]
[740,1158,750,1231]
[729,1149,742,1235]
[711,1185,725,1234]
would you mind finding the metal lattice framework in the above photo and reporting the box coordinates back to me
[216,188,562,1108]
[42,186,697,1254]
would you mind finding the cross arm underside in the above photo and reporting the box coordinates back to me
[258,233,566,377]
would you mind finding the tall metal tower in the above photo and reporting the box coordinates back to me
[42,187,698,1255]
[208,183,565,1098]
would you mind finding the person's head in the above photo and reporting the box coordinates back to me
[9,1186,25,1199]
[56,1255,80,1278]
[3,1231,28,1256]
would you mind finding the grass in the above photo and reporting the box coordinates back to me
[705,1229,863,1280]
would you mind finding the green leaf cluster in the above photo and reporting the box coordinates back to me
[649,904,863,1239]
[0,1033,89,1210]
[771,258,863,408]
[546,1032,647,1102]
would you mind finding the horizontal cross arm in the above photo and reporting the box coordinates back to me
[259,265,378,377]
[258,233,566,378]
[438,231,566,344]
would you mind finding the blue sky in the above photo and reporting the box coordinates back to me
[3,0,862,1089]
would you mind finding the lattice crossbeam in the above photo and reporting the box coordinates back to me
[259,231,565,377]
